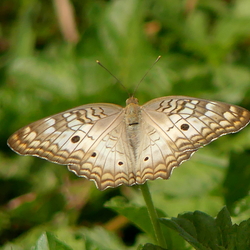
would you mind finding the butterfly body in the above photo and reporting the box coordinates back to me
[8,96,250,190]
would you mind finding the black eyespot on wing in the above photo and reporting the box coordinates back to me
[91,152,97,157]
[144,157,149,161]
[180,123,189,131]
[118,161,123,166]
[71,135,80,143]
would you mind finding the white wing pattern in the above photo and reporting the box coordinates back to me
[8,96,250,190]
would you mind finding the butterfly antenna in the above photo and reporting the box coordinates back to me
[132,55,162,96]
[96,60,130,96]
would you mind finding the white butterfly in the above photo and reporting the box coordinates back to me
[8,95,250,190]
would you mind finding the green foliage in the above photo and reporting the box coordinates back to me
[223,150,250,211]
[161,207,250,249]
[1,0,250,249]
[33,232,73,250]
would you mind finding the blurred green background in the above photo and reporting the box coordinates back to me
[1,0,250,249]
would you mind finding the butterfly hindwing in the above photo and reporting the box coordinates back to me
[68,121,137,190]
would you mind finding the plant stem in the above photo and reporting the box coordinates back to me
[140,182,167,249]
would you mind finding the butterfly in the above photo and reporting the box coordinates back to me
[7,95,250,190]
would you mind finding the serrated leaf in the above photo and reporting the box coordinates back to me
[161,217,206,250]
[235,219,250,249]
[161,209,230,250]
[161,207,250,250]
[192,211,221,249]
[215,206,233,248]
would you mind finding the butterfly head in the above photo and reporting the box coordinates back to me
[126,96,139,105]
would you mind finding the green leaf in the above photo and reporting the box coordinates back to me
[105,196,187,250]
[231,196,250,223]
[0,243,25,250]
[141,243,167,250]
[223,150,250,211]
[11,0,36,58]
[105,196,166,241]
[33,232,73,250]
[80,226,126,250]
[235,219,250,249]
[215,207,233,248]
[161,215,206,250]
[192,211,221,249]
[161,207,250,249]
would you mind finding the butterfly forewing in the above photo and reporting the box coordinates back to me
[8,96,250,190]
[143,96,250,146]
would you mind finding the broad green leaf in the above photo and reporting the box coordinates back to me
[105,196,187,250]
[0,243,24,250]
[33,232,73,250]
[105,196,166,241]
[79,226,127,250]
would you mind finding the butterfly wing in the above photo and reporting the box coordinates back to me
[68,120,138,190]
[135,96,250,184]
[8,103,136,190]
